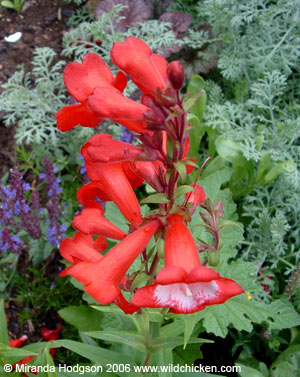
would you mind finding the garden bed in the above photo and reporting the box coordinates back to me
[0,1,299,376]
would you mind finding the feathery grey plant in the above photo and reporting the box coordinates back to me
[62,5,181,61]
[242,173,300,276]
[0,48,94,153]
[194,0,300,80]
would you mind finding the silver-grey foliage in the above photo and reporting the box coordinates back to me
[0,48,93,153]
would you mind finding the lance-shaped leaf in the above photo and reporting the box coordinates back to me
[150,336,211,352]
[84,331,147,352]
[140,193,170,204]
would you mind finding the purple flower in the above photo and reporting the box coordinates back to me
[31,191,41,211]
[0,171,42,239]
[0,228,23,254]
[120,126,136,143]
[22,183,31,191]
[14,201,21,215]
[42,157,66,247]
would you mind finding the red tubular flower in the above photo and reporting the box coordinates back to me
[59,233,139,314]
[77,182,110,207]
[9,335,34,376]
[114,292,141,315]
[60,220,161,306]
[132,215,244,314]
[41,328,63,342]
[41,328,63,358]
[72,207,127,240]
[56,104,101,132]
[111,36,168,95]
[56,52,127,132]
[83,161,143,228]
[81,133,165,191]
[185,184,206,215]
[87,86,150,133]
[130,161,165,193]
[82,134,143,163]
[9,335,28,348]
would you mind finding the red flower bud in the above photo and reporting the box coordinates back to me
[167,61,184,90]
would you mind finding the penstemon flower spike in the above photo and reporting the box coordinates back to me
[56,36,244,315]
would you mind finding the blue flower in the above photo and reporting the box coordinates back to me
[23,204,30,213]
[5,210,13,219]
[22,183,31,191]
[12,236,22,244]
[60,225,67,232]
[14,202,21,215]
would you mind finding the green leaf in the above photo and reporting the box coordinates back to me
[256,152,272,184]
[58,306,103,332]
[90,305,124,314]
[84,331,146,352]
[174,185,195,200]
[195,255,299,337]
[105,202,128,232]
[173,343,202,366]
[183,92,204,112]
[174,161,187,184]
[140,193,170,204]
[1,1,15,9]
[196,296,300,338]
[188,75,205,93]
[236,364,265,377]
[267,298,300,331]
[269,344,300,377]
[32,348,58,377]
[131,272,149,291]
[23,340,136,373]
[160,320,185,337]
[187,75,207,121]
[147,309,164,323]
[0,342,37,361]
[150,336,211,352]
[186,75,207,162]
[183,314,198,348]
[264,163,284,184]
[215,137,247,166]
[158,348,173,377]
[0,300,8,345]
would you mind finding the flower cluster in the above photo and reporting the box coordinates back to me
[0,171,41,254]
[41,157,66,247]
[0,159,66,257]
[56,37,244,314]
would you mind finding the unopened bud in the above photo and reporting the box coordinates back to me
[208,250,220,267]
[167,61,184,90]
[157,238,165,259]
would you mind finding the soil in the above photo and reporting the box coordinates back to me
[0,0,76,177]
